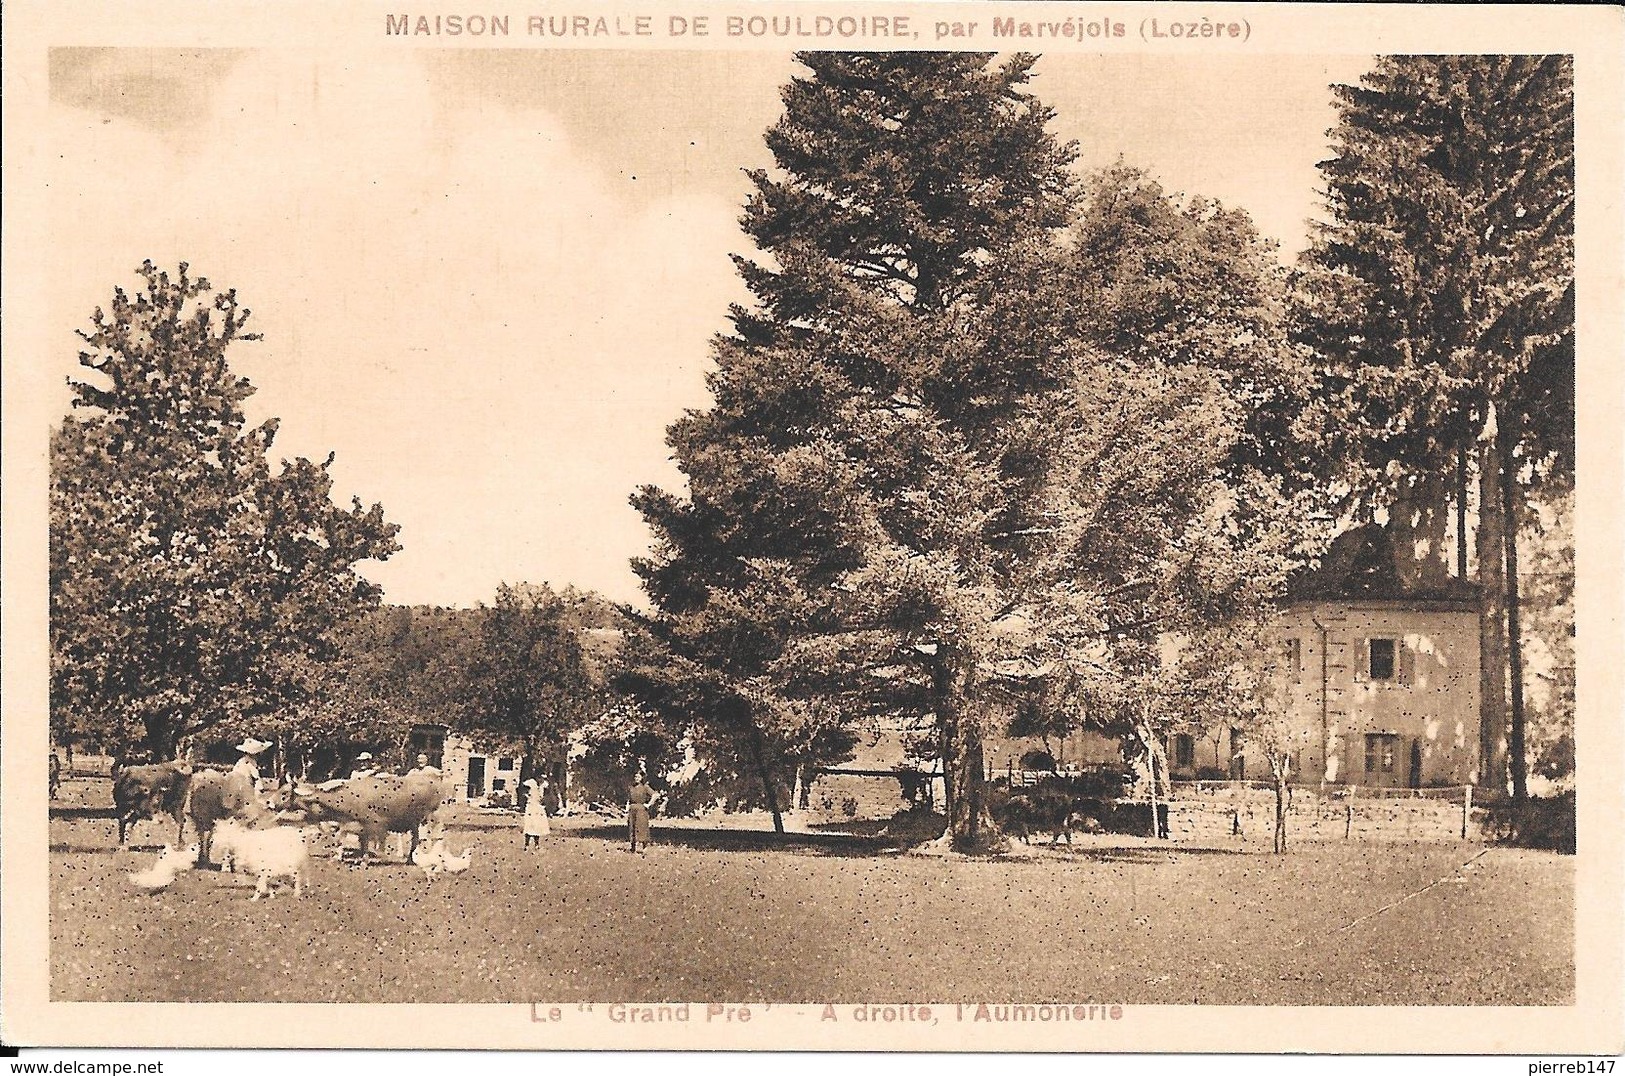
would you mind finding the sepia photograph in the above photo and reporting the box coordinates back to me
[3,1,1621,1056]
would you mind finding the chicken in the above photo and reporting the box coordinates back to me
[158,843,199,872]
[411,839,446,878]
[440,845,473,874]
[126,852,183,893]
[412,839,472,878]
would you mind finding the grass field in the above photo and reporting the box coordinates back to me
[49,803,1572,1006]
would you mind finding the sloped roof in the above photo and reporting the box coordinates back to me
[1286,523,1478,605]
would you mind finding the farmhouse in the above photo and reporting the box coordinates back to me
[439,732,523,804]
[981,524,1485,792]
[1168,524,1483,789]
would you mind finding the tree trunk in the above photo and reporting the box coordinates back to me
[1272,760,1289,854]
[1477,431,1509,794]
[747,723,784,834]
[551,759,569,814]
[935,651,995,851]
[1147,763,1161,839]
[1497,412,1529,808]
[1388,477,1451,590]
[1456,439,1470,580]
[145,714,181,762]
[1134,721,1164,839]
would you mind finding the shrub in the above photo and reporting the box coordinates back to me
[1514,792,1576,854]
[883,805,947,843]
[1018,749,1056,772]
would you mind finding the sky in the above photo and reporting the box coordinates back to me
[47,48,1374,610]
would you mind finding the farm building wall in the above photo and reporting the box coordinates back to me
[1261,601,1482,788]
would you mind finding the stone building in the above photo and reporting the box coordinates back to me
[1196,524,1483,788]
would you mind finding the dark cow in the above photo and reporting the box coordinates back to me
[285,772,445,863]
[994,785,1103,846]
[111,759,194,847]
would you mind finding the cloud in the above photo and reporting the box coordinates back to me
[51,49,747,607]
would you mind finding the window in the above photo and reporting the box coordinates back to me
[1365,733,1398,774]
[498,757,515,771]
[1173,734,1196,769]
[1283,638,1302,681]
[1368,638,1396,681]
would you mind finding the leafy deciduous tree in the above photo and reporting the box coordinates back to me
[50,262,400,759]
[457,583,602,799]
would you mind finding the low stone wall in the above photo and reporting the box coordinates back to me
[805,774,1486,843]
[1166,786,1484,843]
[808,773,912,820]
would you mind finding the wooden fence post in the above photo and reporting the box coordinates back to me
[1344,803,1353,839]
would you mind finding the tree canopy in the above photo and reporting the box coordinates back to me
[630,54,1311,848]
[1295,56,1574,803]
[50,262,401,759]
[456,583,603,788]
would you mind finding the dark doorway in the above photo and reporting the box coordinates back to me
[409,724,447,770]
[467,756,486,800]
[1408,739,1423,789]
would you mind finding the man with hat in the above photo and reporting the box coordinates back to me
[224,737,272,814]
[349,752,377,781]
[232,737,272,787]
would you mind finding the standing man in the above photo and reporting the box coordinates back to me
[226,737,272,814]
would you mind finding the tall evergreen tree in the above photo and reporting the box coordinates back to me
[632,54,1306,849]
[632,53,1079,847]
[1295,56,1574,805]
[50,262,400,759]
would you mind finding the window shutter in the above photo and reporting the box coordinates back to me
[1353,638,1368,682]
[1398,642,1416,687]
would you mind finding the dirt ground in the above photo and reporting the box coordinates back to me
[48,801,1572,1005]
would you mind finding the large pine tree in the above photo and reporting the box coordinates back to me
[1295,56,1574,804]
[630,54,1306,849]
[630,53,1078,847]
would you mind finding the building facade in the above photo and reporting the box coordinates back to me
[996,525,1485,790]
[1211,525,1483,788]
[439,733,523,804]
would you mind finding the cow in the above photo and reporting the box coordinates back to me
[994,785,1103,846]
[284,772,445,864]
[111,759,194,848]
[184,767,272,867]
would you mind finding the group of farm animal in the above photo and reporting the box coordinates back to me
[112,761,468,898]
[993,785,1106,845]
[410,837,474,878]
